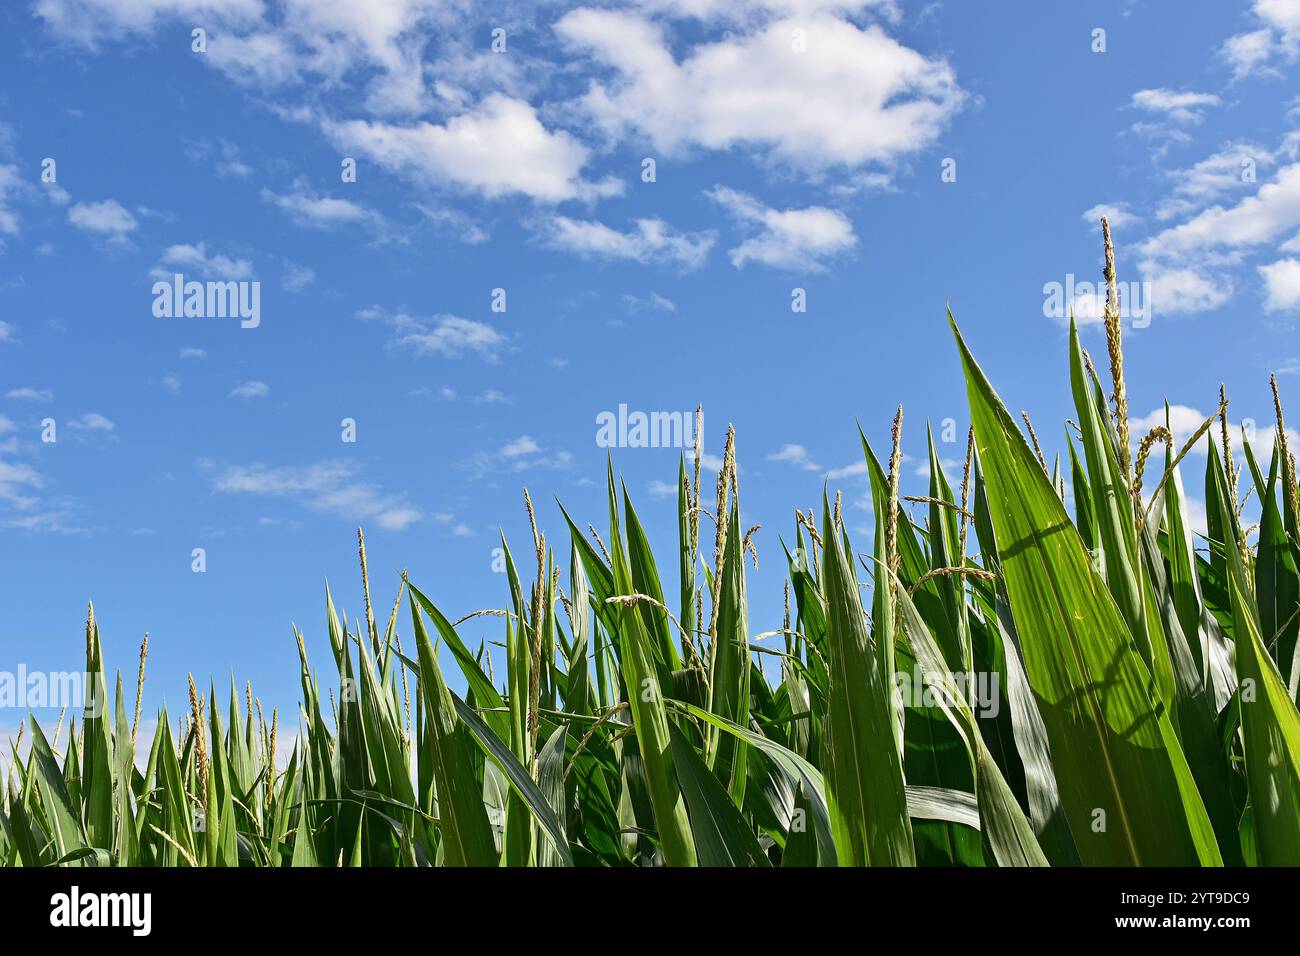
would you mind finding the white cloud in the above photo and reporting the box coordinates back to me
[0,320,15,344]
[1257,0,1300,37]
[0,165,21,235]
[451,522,476,537]
[415,205,489,245]
[1141,163,1300,257]
[184,138,253,178]
[1082,202,1140,231]
[1141,267,1232,317]
[229,380,269,399]
[212,458,422,530]
[1222,28,1277,79]
[622,292,678,313]
[1131,404,1299,465]
[6,387,53,401]
[708,185,856,270]
[400,317,499,358]
[206,30,306,88]
[826,460,867,480]
[67,412,115,431]
[1135,161,1300,315]
[767,443,821,471]
[67,199,137,239]
[1220,1,1300,78]
[541,216,714,269]
[0,460,42,508]
[647,479,678,499]
[326,94,622,202]
[1130,88,1221,124]
[44,182,71,206]
[557,10,964,175]
[180,347,207,360]
[261,186,381,229]
[35,0,265,46]
[363,308,508,362]
[460,436,572,477]
[150,242,254,280]
[282,261,315,291]
[1156,142,1277,217]
[501,435,541,458]
[1259,258,1300,311]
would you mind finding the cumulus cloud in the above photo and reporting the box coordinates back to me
[229,380,269,399]
[557,10,964,175]
[708,185,856,270]
[1131,404,1299,467]
[1220,1,1300,78]
[1082,202,1140,231]
[1135,160,1300,316]
[1259,258,1300,311]
[325,94,622,202]
[67,199,137,240]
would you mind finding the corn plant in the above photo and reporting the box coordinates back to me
[3,223,1300,867]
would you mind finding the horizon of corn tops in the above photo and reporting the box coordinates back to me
[5,232,1300,868]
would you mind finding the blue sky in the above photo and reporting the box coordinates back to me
[3,0,1300,742]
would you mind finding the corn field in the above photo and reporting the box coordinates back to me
[4,227,1300,868]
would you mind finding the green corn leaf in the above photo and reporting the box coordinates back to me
[953,313,1221,865]
[819,495,914,866]
[408,594,498,867]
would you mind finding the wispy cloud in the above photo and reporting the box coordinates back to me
[359,307,508,362]
[540,216,714,270]
[261,186,382,231]
[6,387,53,401]
[67,412,115,432]
[459,436,572,477]
[211,459,422,531]
[1130,88,1220,124]
[622,292,677,314]
[767,443,821,471]
[149,242,253,280]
